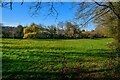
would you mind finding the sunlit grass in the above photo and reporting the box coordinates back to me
[2,38,120,79]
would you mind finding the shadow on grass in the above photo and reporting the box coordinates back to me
[3,71,61,80]
[3,48,116,59]
[2,56,61,80]
[3,69,119,80]
[32,38,84,41]
[2,53,120,80]
[3,45,113,54]
[2,44,120,80]
[1,42,13,44]
[2,45,68,51]
[65,68,120,80]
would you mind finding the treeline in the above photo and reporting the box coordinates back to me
[1,22,112,39]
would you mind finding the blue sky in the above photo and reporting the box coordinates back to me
[2,2,95,31]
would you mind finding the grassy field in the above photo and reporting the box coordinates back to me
[2,38,120,79]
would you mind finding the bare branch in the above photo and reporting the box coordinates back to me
[10,0,12,10]
[29,1,42,17]
[76,3,97,19]
[82,9,110,27]
[95,2,109,8]
[108,2,120,19]
[1,2,9,8]
[21,0,24,5]
[48,2,58,18]
[95,2,120,19]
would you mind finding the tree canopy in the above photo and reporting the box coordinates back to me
[23,23,40,39]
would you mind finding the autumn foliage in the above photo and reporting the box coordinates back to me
[23,23,40,39]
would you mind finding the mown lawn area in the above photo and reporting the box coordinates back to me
[2,38,120,80]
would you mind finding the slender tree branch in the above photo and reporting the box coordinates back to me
[1,2,9,8]
[95,2,109,8]
[21,0,24,5]
[10,0,12,10]
[82,9,110,27]
[95,2,120,19]
[108,2,120,19]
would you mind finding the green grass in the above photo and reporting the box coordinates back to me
[2,38,120,79]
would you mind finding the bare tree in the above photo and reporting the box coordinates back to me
[75,2,120,26]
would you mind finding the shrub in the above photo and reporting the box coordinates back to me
[107,42,120,53]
